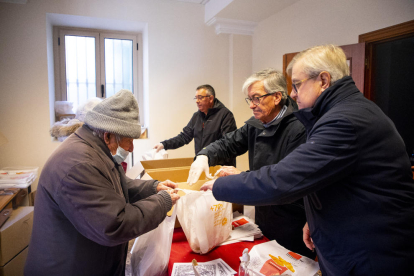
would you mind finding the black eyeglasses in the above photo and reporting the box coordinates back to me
[194,95,211,101]
[245,93,274,106]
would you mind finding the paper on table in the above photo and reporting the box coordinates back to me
[248,240,320,276]
[172,258,236,276]
[219,212,262,246]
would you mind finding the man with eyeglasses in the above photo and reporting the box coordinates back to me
[187,69,315,259]
[154,84,237,166]
[200,45,414,275]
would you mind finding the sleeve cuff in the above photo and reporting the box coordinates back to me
[158,190,172,213]
[153,181,160,194]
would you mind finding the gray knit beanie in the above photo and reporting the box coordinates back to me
[84,89,141,138]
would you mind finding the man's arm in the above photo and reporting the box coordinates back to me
[57,163,172,247]
[161,114,196,150]
[212,116,359,205]
[198,124,249,166]
[220,110,237,136]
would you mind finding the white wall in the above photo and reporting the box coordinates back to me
[252,0,414,72]
[1,0,413,190]
[0,0,231,189]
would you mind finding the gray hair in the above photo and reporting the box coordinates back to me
[286,44,350,85]
[242,68,288,105]
[87,124,122,143]
[196,84,215,98]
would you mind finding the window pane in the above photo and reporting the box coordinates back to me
[65,35,96,111]
[105,38,133,97]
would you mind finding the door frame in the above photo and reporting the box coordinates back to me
[283,43,365,95]
[359,20,414,100]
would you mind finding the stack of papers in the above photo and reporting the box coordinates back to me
[0,167,38,188]
[248,240,320,276]
[172,258,236,276]
[220,211,262,246]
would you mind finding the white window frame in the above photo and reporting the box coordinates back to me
[54,27,143,123]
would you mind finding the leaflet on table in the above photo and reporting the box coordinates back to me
[219,211,262,246]
[172,258,236,276]
[248,240,320,276]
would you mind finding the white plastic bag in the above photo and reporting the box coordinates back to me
[142,149,168,160]
[176,189,232,254]
[130,207,176,276]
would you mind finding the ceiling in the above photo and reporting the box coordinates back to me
[174,0,301,23]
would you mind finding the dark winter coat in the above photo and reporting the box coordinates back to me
[198,98,315,259]
[25,125,172,276]
[161,98,237,166]
[211,76,414,275]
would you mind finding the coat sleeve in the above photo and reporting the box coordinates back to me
[125,176,159,203]
[57,163,171,247]
[198,124,249,166]
[212,116,359,205]
[220,110,237,136]
[161,114,196,150]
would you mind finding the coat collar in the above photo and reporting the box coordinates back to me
[199,98,225,118]
[294,76,360,131]
[74,124,115,168]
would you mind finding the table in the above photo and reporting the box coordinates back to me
[168,227,269,275]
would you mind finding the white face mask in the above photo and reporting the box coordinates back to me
[112,146,129,164]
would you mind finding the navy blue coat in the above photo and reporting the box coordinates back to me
[212,77,414,275]
[161,98,237,166]
[198,98,315,259]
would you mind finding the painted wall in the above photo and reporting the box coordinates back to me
[0,0,231,189]
[252,0,414,72]
[1,0,413,190]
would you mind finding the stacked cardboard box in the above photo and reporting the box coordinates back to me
[0,207,34,276]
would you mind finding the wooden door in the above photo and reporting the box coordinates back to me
[282,43,365,95]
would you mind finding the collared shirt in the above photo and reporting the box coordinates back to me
[263,105,287,128]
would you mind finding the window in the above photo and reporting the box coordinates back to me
[55,27,141,113]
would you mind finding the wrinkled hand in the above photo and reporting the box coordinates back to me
[166,188,180,205]
[187,155,213,185]
[216,166,241,177]
[200,179,216,191]
[153,143,164,153]
[157,179,178,192]
[303,222,315,251]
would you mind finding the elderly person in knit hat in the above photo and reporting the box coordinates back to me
[25,89,180,276]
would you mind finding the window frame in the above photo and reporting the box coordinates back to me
[54,27,143,123]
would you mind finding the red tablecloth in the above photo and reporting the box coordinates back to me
[168,228,269,275]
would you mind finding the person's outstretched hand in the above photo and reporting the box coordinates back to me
[167,188,180,205]
[200,179,216,191]
[187,155,213,185]
[153,143,164,153]
[157,179,178,191]
[215,166,241,177]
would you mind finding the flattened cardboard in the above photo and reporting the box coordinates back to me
[0,207,33,266]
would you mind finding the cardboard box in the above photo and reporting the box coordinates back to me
[130,158,243,227]
[0,207,33,266]
[0,247,28,276]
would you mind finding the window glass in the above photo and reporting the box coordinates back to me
[104,38,133,98]
[64,35,96,111]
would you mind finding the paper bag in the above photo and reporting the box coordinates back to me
[176,190,232,254]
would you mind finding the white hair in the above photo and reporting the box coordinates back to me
[242,68,288,104]
[287,44,350,85]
